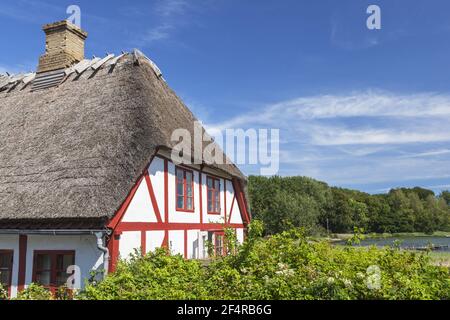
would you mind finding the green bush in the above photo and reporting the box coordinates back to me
[79,248,208,300]
[0,283,8,300]
[15,283,52,300]
[80,221,450,300]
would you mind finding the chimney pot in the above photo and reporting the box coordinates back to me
[37,20,88,73]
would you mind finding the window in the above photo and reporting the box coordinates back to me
[0,250,13,295]
[176,167,194,212]
[207,176,221,214]
[33,251,75,295]
[214,232,225,256]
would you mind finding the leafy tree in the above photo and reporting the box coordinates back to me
[440,190,450,206]
[248,176,450,234]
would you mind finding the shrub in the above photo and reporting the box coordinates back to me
[15,283,52,300]
[79,248,208,300]
[0,284,8,300]
[79,222,450,300]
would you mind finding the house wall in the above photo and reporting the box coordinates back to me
[112,155,248,264]
[0,155,249,298]
[0,234,104,298]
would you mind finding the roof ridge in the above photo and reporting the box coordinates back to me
[0,50,165,94]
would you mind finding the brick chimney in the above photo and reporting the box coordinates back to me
[37,20,88,73]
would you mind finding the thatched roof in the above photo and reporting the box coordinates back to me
[0,52,245,229]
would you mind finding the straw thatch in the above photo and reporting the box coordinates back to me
[0,53,245,228]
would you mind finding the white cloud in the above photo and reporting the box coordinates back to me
[399,149,450,158]
[210,91,450,146]
[155,0,189,17]
[140,25,173,44]
[308,126,450,146]
[206,90,450,187]
[137,0,193,47]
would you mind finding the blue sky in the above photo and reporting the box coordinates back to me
[1,0,450,195]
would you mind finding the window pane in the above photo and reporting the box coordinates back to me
[0,270,10,286]
[207,178,213,188]
[176,182,184,196]
[215,180,220,191]
[215,235,223,256]
[35,271,51,286]
[207,190,212,201]
[176,169,183,180]
[56,271,70,286]
[207,201,212,212]
[177,196,184,209]
[186,183,192,197]
[187,197,193,210]
[0,253,12,268]
[186,172,192,184]
[215,191,219,202]
[36,254,51,270]
[57,254,73,271]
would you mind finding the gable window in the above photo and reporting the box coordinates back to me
[0,250,13,296]
[176,167,194,212]
[32,250,75,295]
[207,176,221,214]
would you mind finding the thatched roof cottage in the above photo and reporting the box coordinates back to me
[0,20,250,297]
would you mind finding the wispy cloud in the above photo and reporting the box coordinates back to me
[210,91,450,145]
[155,0,189,17]
[206,90,450,188]
[330,15,380,50]
[140,24,173,44]
[399,149,450,158]
[134,0,194,47]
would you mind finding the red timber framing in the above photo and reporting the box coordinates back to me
[17,234,27,292]
[163,159,169,248]
[107,154,249,267]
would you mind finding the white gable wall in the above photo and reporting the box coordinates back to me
[168,230,184,256]
[145,230,165,253]
[119,231,141,259]
[112,156,248,261]
[121,178,158,223]
[148,157,166,222]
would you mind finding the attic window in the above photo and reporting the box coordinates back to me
[176,167,194,212]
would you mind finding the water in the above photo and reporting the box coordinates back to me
[337,236,450,252]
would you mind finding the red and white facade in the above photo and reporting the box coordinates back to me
[0,152,250,297]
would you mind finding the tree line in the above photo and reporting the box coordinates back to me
[248,176,450,235]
